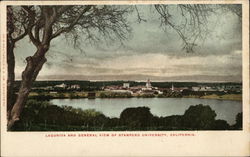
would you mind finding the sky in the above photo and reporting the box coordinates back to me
[14,5,242,82]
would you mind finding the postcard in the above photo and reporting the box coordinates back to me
[0,0,249,156]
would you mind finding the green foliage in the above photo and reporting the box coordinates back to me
[28,93,53,100]
[161,115,184,129]
[68,93,82,99]
[182,104,217,130]
[212,120,230,130]
[100,92,132,98]
[12,100,238,131]
[120,107,153,129]
[232,112,242,129]
[13,99,108,131]
[137,94,155,98]
[235,112,242,128]
[163,91,182,98]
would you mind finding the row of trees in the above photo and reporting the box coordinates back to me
[7,4,241,129]
[12,101,242,131]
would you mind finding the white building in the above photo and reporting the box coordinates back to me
[157,90,163,94]
[192,87,200,91]
[171,83,174,91]
[146,79,152,88]
[123,83,130,88]
[70,84,80,89]
[55,83,67,88]
[111,90,133,94]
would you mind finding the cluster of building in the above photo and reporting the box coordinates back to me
[103,79,242,95]
[54,83,80,90]
[104,79,163,95]
[32,79,242,95]
[191,85,242,93]
[32,83,80,91]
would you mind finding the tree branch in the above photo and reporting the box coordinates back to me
[22,6,41,47]
[13,26,27,42]
[134,6,147,23]
[51,5,92,39]
[56,6,72,16]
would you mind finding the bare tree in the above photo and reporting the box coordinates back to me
[153,4,242,53]
[154,4,214,53]
[220,4,242,20]
[136,4,241,53]
[7,6,28,119]
[7,5,131,129]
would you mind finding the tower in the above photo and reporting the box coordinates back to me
[146,79,151,88]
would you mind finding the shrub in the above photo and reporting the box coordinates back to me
[120,107,153,129]
[212,120,230,130]
[182,104,216,130]
[232,112,242,129]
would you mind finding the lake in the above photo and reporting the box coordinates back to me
[50,98,242,125]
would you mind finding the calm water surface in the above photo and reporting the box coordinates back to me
[50,98,242,125]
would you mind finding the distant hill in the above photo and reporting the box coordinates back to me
[20,74,242,83]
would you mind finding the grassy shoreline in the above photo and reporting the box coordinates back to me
[200,94,242,101]
[181,94,242,101]
[28,91,242,101]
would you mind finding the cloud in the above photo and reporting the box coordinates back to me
[16,51,241,82]
[14,5,242,82]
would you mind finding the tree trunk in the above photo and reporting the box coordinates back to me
[7,48,47,130]
[7,6,16,121]
[7,37,15,120]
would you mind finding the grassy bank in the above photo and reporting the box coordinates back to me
[28,91,242,101]
[200,94,242,101]
[29,92,88,99]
